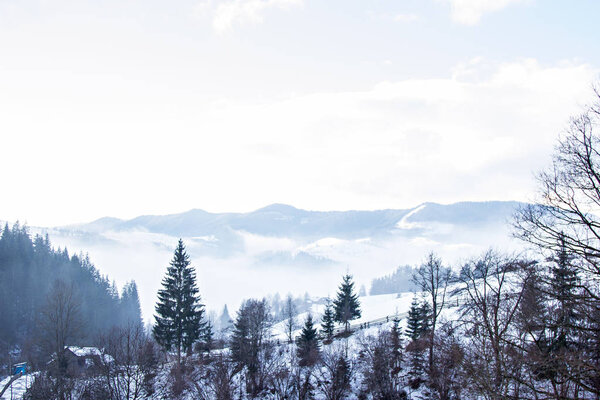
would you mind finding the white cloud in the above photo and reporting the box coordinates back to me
[196,0,303,33]
[0,56,596,226]
[440,0,527,25]
[393,13,419,22]
[191,58,595,208]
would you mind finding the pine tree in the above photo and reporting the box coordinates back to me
[406,296,425,388]
[230,299,271,396]
[153,239,205,366]
[297,314,320,366]
[390,318,404,373]
[321,299,336,341]
[419,301,432,337]
[333,274,361,333]
[549,234,578,349]
[200,320,214,352]
[121,280,143,328]
[219,304,233,332]
[406,296,422,341]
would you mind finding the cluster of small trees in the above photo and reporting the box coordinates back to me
[148,237,367,398]
[369,265,416,296]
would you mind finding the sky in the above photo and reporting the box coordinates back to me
[1,0,599,227]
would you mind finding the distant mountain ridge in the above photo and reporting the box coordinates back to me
[37,200,527,322]
[64,201,524,239]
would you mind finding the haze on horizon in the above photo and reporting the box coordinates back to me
[2,0,600,227]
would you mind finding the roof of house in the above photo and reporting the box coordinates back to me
[66,346,103,357]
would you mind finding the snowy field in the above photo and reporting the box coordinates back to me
[273,292,436,340]
[0,373,33,400]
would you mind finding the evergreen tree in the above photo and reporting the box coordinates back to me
[333,274,361,332]
[153,239,205,366]
[297,314,320,366]
[321,299,336,341]
[406,296,426,388]
[549,234,578,349]
[332,355,352,398]
[120,280,143,328]
[534,235,580,388]
[230,299,272,396]
[419,301,432,337]
[109,280,119,300]
[218,304,233,332]
[0,222,134,356]
[390,318,404,374]
[200,320,214,352]
[406,296,422,341]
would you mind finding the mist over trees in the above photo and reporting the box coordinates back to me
[370,265,416,295]
[0,223,142,368]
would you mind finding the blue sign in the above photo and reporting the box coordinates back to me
[12,362,26,375]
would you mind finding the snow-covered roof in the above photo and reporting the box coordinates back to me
[66,346,103,357]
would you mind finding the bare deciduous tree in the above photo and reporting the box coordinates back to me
[315,343,355,400]
[412,252,451,378]
[99,323,158,400]
[40,280,83,366]
[514,87,600,287]
[283,294,297,344]
[39,279,82,400]
[454,250,528,400]
[514,85,600,398]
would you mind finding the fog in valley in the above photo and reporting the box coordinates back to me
[28,201,523,321]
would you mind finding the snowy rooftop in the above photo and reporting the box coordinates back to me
[66,346,103,357]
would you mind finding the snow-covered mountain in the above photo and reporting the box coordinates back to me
[32,201,525,323]
[65,201,521,239]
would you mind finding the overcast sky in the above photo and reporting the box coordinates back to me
[1,0,599,226]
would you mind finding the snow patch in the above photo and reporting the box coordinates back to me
[396,204,427,229]
[67,346,103,357]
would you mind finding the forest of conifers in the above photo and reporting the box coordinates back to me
[0,224,143,368]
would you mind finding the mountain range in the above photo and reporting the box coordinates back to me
[31,200,526,321]
[63,200,522,239]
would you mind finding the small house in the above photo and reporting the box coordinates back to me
[49,346,112,377]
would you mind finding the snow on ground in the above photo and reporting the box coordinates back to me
[396,204,426,229]
[0,373,34,400]
[272,292,418,341]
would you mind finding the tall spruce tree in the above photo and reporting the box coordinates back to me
[549,234,578,348]
[321,299,336,341]
[419,301,432,336]
[153,239,205,365]
[390,318,404,370]
[406,296,425,387]
[333,274,361,332]
[406,296,422,341]
[218,304,233,332]
[297,314,320,366]
[120,280,143,328]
